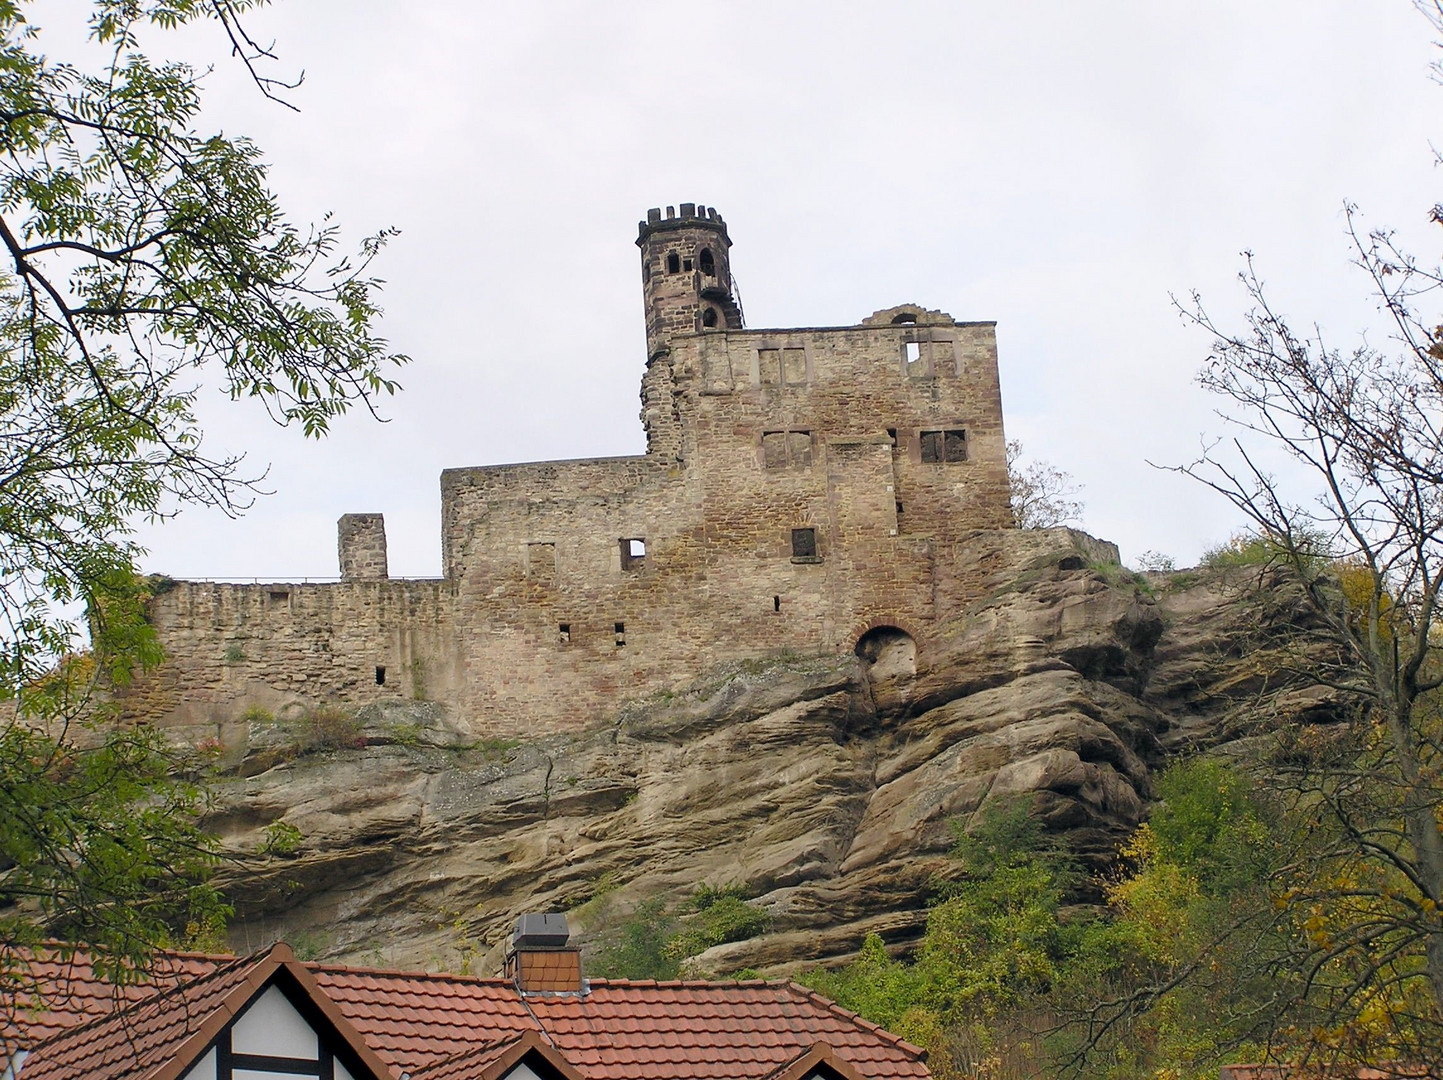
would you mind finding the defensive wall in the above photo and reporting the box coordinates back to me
[133,204,1014,740]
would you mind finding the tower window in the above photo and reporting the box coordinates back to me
[791,528,818,560]
[683,258,693,271]
[702,307,719,328]
[903,339,931,377]
[699,248,715,275]
[615,621,626,646]
[642,261,650,282]
[620,537,647,570]
[758,347,807,386]
[375,665,386,686]
[762,430,812,469]
[667,251,680,274]
[920,429,968,463]
[773,595,781,612]
[559,622,571,643]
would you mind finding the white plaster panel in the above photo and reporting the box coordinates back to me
[503,1061,543,1080]
[231,984,318,1059]
[335,1059,356,1080]
[179,1049,216,1080]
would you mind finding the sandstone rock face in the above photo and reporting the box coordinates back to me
[207,528,1282,977]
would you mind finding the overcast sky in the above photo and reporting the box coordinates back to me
[50,1,1443,579]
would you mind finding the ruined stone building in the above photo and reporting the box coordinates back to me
[131,205,1012,737]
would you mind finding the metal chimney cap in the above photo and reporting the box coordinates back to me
[513,912,570,948]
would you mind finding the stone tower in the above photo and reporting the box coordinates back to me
[636,203,742,361]
[636,203,744,460]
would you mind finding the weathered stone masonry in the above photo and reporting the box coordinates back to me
[132,205,1013,738]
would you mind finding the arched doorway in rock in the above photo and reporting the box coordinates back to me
[854,625,917,681]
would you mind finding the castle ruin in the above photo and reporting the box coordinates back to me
[130,205,1012,737]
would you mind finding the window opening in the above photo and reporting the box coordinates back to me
[667,251,680,274]
[702,307,719,328]
[903,339,930,377]
[886,428,897,447]
[527,542,557,579]
[791,527,818,560]
[642,261,650,282]
[268,590,289,603]
[773,595,781,613]
[920,429,967,463]
[375,666,386,686]
[762,430,812,469]
[896,501,904,515]
[891,312,918,324]
[614,621,626,646]
[683,257,693,271]
[782,347,806,385]
[620,537,647,570]
[559,623,571,644]
[758,347,806,386]
[699,248,715,275]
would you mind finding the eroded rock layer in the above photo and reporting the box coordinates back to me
[208,528,1309,976]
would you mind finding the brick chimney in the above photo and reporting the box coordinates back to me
[505,913,585,994]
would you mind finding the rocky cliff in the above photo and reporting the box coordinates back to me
[204,527,1323,977]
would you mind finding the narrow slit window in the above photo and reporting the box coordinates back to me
[791,528,818,560]
[614,621,626,646]
[375,665,386,686]
[559,623,571,644]
[773,595,781,612]
[886,428,897,447]
[667,251,680,274]
[699,248,715,275]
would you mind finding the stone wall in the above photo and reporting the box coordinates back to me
[129,211,1019,740]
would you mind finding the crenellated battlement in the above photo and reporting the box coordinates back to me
[637,203,728,241]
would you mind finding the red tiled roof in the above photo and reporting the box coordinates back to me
[0,948,230,1051]
[17,953,263,1080]
[9,948,931,1080]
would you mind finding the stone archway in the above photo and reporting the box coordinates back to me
[854,625,917,681]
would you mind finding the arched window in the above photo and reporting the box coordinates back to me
[666,251,681,274]
[891,312,918,325]
[699,248,715,275]
[702,307,719,328]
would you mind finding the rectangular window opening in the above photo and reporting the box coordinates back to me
[758,348,781,386]
[762,430,811,469]
[791,528,818,560]
[527,541,557,579]
[375,665,386,686]
[903,338,932,378]
[620,537,647,570]
[920,429,967,463]
[773,595,781,613]
[559,622,571,644]
[268,590,289,603]
[886,428,897,447]
[614,621,626,647]
[782,347,807,385]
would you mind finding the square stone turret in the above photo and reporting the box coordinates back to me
[338,513,388,580]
